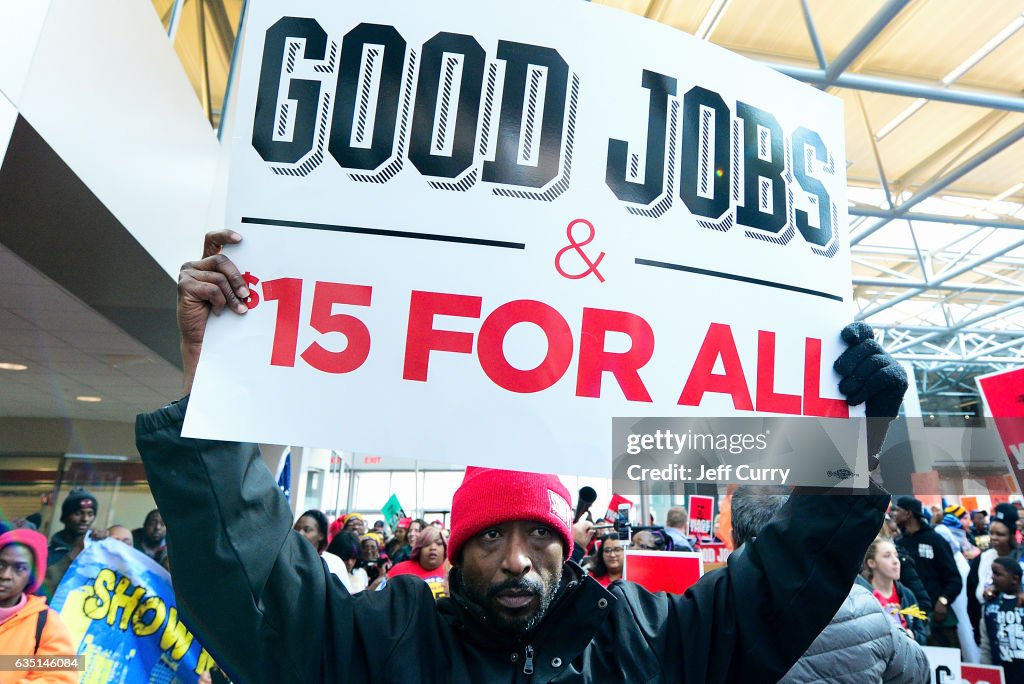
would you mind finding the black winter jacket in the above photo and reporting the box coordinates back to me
[895,527,962,611]
[137,398,889,684]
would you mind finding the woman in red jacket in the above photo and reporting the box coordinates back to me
[0,528,76,683]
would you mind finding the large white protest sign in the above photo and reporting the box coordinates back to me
[185,0,859,476]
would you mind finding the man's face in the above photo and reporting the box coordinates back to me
[631,531,657,550]
[344,518,366,536]
[892,506,910,527]
[0,544,34,608]
[459,520,563,636]
[973,513,987,531]
[65,506,95,536]
[144,512,166,543]
[108,526,133,545]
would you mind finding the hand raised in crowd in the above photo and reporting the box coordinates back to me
[573,519,595,549]
[368,566,388,592]
[833,322,909,419]
[833,322,909,460]
[69,528,109,562]
[177,230,249,392]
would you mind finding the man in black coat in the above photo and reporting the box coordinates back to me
[894,495,963,648]
[137,231,907,683]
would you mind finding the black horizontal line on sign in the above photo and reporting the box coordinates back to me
[241,216,526,250]
[634,258,844,302]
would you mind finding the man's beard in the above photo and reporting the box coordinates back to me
[464,575,560,636]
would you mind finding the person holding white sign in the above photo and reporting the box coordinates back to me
[136,231,908,683]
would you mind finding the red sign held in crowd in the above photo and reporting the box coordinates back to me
[687,495,715,539]
[624,551,703,595]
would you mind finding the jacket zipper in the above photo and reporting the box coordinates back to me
[523,644,534,675]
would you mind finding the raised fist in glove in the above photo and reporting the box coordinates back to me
[833,322,908,418]
[834,322,908,458]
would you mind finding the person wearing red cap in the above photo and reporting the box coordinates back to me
[0,528,76,683]
[134,230,906,683]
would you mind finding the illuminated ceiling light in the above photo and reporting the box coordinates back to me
[0,362,28,371]
[876,99,926,141]
[696,0,730,41]
[75,395,103,403]
[876,13,1024,141]
[940,14,1024,86]
[988,181,1024,205]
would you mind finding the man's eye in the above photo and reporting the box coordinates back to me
[533,527,550,537]
[482,529,500,540]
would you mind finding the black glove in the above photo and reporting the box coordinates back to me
[834,322,908,418]
[834,322,908,461]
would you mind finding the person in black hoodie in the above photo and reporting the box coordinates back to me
[894,495,963,648]
[136,230,907,683]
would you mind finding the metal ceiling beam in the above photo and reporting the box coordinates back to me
[822,0,912,85]
[852,278,1024,296]
[217,0,249,140]
[768,64,1024,113]
[884,295,1024,352]
[856,235,1024,318]
[849,207,1024,231]
[167,0,186,41]
[962,336,1024,360]
[891,353,1022,363]
[851,121,1024,245]
[799,0,828,70]
[851,245,1024,267]
[873,323,1024,337]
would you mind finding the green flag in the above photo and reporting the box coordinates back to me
[381,494,405,529]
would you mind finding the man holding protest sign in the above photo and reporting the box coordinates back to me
[135,229,908,683]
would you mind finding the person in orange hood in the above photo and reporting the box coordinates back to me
[0,528,76,684]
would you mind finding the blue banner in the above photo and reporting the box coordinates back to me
[51,539,213,684]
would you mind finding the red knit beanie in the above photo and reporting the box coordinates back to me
[0,528,48,595]
[448,466,574,563]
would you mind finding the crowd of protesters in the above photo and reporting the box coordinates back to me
[8,480,1024,684]
[11,485,1024,683]
[7,228,1023,683]
[5,466,1023,683]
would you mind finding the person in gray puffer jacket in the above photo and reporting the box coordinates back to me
[729,487,929,684]
[778,583,928,683]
